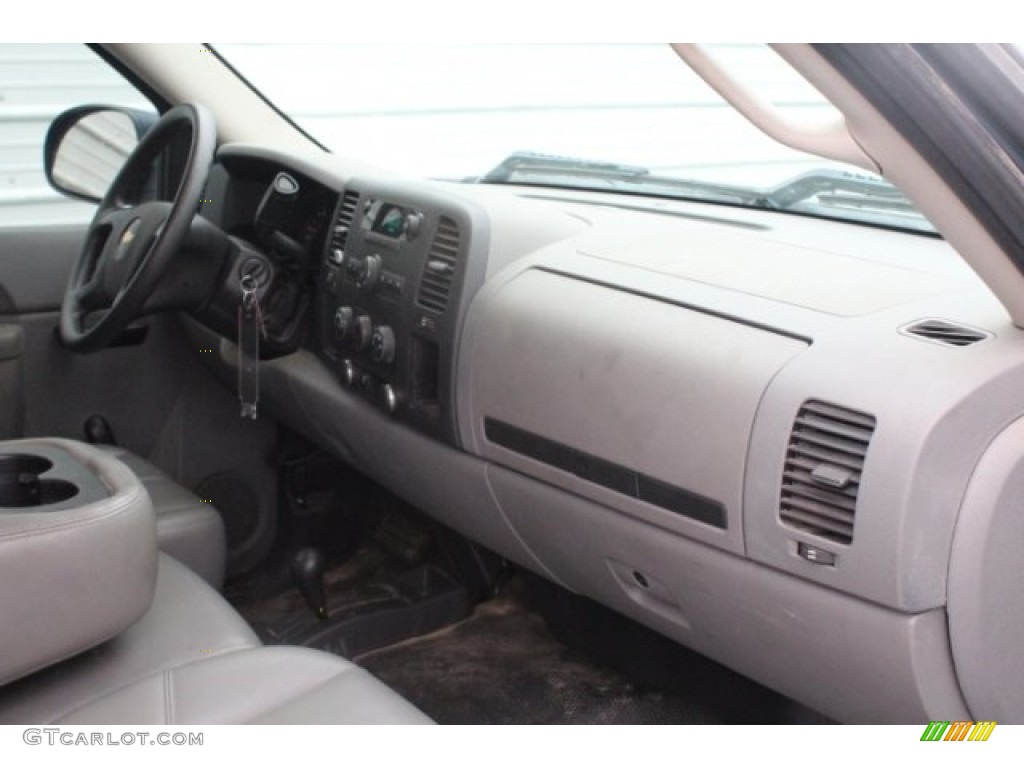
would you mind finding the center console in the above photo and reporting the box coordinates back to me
[0,446,109,510]
[0,438,156,686]
[315,179,485,445]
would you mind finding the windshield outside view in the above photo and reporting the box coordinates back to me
[216,43,934,233]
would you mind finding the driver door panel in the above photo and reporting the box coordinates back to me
[0,225,82,440]
[0,226,81,313]
[0,223,171,451]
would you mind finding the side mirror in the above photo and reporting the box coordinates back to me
[44,105,158,202]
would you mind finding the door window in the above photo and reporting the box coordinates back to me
[0,44,149,228]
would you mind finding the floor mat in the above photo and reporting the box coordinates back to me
[355,587,823,724]
[226,546,470,658]
[228,541,827,724]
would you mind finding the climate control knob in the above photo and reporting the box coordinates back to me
[379,383,398,414]
[370,325,396,365]
[351,315,373,351]
[356,254,383,292]
[333,306,354,340]
[341,359,357,387]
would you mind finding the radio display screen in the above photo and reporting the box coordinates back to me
[367,201,408,239]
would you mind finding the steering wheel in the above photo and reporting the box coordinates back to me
[60,103,217,352]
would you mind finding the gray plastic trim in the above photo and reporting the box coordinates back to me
[0,227,84,313]
[948,415,1024,721]
[213,342,561,586]
[0,325,23,361]
[184,143,1024,722]
[463,268,807,554]
[486,462,968,724]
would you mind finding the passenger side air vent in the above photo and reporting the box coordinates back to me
[903,319,989,347]
[779,401,876,545]
[327,190,360,264]
[416,217,460,313]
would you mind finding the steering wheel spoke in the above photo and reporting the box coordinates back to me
[60,104,217,352]
[73,273,107,312]
[93,205,133,232]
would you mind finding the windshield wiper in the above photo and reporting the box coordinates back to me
[475,153,921,224]
[475,151,765,206]
[762,169,916,214]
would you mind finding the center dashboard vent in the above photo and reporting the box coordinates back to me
[779,401,876,545]
[902,319,990,347]
[328,190,360,258]
[416,217,460,313]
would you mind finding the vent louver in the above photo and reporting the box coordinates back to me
[779,401,876,545]
[327,190,360,261]
[417,217,460,313]
[904,319,989,347]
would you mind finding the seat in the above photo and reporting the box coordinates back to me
[0,554,430,725]
[0,554,258,723]
[0,438,431,725]
[99,445,226,589]
[59,646,433,724]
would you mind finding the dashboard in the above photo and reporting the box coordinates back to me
[191,143,1024,724]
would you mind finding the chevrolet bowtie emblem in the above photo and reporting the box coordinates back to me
[115,219,141,260]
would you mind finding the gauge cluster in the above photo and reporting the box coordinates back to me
[254,171,333,265]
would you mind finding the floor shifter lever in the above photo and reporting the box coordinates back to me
[290,547,328,620]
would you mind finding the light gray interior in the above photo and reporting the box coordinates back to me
[0,218,282,579]
[181,141,1024,723]
[98,444,227,589]
[0,438,156,687]
[0,439,427,724]
[947,415,1024,721]
[0,549,431,725]
[0,553,257,724]
[6,44,1024,726]
[0,323,24,440]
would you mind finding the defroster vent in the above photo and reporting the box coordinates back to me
[779,401,876,545]
[417,217,460,313]
[903,319,989,347]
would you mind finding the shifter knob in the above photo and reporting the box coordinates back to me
[290,547,328,620]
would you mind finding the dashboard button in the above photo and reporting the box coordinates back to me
[333,306,354,340]
[351,315,373,351]
[797,542,837,566]
[380,272,404,295]
[371,326,396,364]
[356,254,383,292]
[273,173,299,195]
[341,359,357,387]
[405,212,422,239]
[379,383,398,414]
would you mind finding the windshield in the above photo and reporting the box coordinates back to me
[215,43,935,234]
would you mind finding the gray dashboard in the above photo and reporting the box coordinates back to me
[194,143,1024,723]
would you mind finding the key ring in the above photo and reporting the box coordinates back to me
[240,274,258,312]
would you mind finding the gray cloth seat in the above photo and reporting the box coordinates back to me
[99,445,226,589]
[0,554,257,723]
[0,554,431,725]
[59,646,433,725]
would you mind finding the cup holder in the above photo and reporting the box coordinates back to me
[0,453,79,508]
[0,453,53,477]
